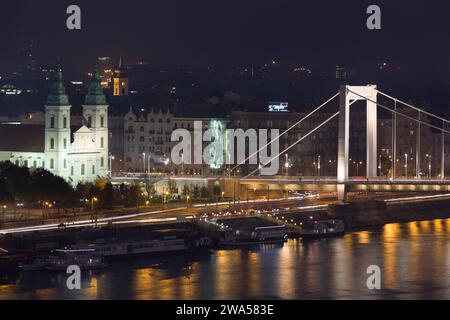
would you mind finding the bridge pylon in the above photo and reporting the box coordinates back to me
[337,85,378,202]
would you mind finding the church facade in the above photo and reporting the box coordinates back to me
[0,69,109,186]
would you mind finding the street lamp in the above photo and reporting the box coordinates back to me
[163,190,170,208]
[426,154,432,179]
[109,153,115,178]
[148,154,151,174]
[404,153,408,179]
[91,197,98,211]
[317,155,321,177]
[285,154,289,176]
[378,154,382,177]
[142,152,146,174]
[164,158,169,174]
[186,194,191,208]
[181,153,184,176]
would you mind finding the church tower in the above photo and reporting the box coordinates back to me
[83,69,109,177]
[112,56,129,96]
[45,69,71,179]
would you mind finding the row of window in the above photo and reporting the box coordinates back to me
[14,157,105,172]
[86,115,106,128]
[49,137,106,150]
[48,157,105,171]
[128,118,171,124]
[15,160,44,168]
[50,116,68,129]
[50,115,106,129]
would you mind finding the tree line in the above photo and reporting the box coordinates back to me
[0,161,144,211]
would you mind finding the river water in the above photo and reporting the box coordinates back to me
[1,218,449,300]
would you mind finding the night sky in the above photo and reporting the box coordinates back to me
[1,0,450,72]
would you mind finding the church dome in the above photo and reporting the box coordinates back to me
[84,69,107,105]
[46,69,70,106]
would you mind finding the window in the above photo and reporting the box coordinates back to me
[63,138,67,149]
[50,159,54,169]
[24,160,28,167]
[92,165,96,175]
[15,160,19,166]
[50,138,55,150]
[87,116,92,127]
[33,160,37,168]
[81,164,85,175]
[63,117,67,129]
[50,116,55,128]
[64,159,67,169]
[101,137,105,148]
[100,116,105,128]
[71,166,74,176]
[140,127,144,132]
[101,157,105,167]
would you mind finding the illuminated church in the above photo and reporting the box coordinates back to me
[0,69,109,186]
[112,56,129,96]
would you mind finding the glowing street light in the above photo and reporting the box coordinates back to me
[91,197,98,211]
[378,154,382,177]
[142,152,146,174]
[109,153,115,177]
[284,154,290,176]
[404,153,408,179]
[317,155,321,177]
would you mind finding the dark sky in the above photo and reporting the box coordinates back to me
[1,0,450,72]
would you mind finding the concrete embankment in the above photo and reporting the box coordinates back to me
[327,197,450,230]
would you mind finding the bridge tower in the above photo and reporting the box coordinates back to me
[337,85,378,202]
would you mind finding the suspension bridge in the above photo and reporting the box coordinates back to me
[233,84,450,202]
[113,84,450,203]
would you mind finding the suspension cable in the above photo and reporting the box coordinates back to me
[377,90,450,124]
[348,89,450,134]
[230,92,340,172]
[245,112,340,177]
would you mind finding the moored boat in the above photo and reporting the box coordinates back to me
[220,225,288,246]
[292,220,345,239]
[21,249,107,272]
[74,237,190,259]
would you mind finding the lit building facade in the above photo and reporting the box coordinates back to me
[0,69,109,185]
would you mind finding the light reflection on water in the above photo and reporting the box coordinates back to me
[1,218,449,300]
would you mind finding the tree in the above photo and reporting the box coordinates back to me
[192,185,201,199]
[200,186,209,199]
[182,184,190,197]
[0,161,32,205]
[101,182,115,209]
[30,168,73,211]
[213,183,222,204]
[0,176,13,205]
[125,184,141,208]
[167,180,178,194]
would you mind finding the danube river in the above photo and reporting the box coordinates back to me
[1,218,449,300]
